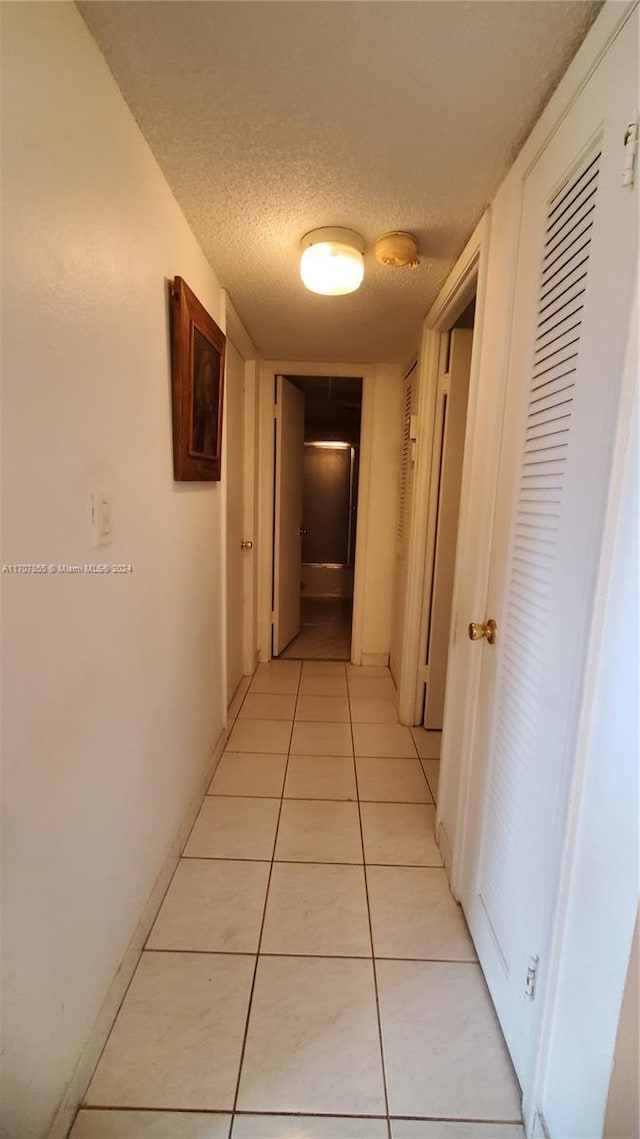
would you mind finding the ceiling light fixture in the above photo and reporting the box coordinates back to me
[300,228,365,296]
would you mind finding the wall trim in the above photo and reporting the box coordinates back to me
[223,290,257,360]
[47,728,227,1139]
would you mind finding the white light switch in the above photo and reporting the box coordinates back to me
[91,491,113,546]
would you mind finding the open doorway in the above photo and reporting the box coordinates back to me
[274,375,362,660]
[421,297,475,729]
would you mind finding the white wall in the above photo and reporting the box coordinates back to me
[1,5,227,1136]
[358,365,403,662]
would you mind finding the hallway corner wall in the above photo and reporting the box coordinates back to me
[1,4,228,1136]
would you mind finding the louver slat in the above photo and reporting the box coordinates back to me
[397,379,414,544]
[478,148,601,968]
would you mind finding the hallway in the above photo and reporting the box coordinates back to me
[73,661,522,1139]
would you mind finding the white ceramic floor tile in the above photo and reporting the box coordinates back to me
[367,866,476,960]
[356,757,432,803]
[295,695,350,722]
[227,719,293,754]
[353,723,416,758]
[261,863,371,956]
[255,661,301,677]
[239,693,297,721]
[347,665,391,679]
[291,721,353,756]
[360,803,441,866]
[147,860,269,953]
[237,957,386,1114]
[302,661,347,676]
[85,953,254,1109]
[377,960,522,1119]
[208,752,287,798]
[275,800,363,863]
[299,674,349,697]
[349,696,398,724]
[284,755,357,801]
[184,797,280,860]
[249,672,299,695]
[421,759,440,802]
[70,1111,231,1138]
[391,1123,524,1139]
[348,677,397,700]
[410,727,442,758]
[233,1116,388,1138]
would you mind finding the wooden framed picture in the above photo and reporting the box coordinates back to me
[169,276,226,481]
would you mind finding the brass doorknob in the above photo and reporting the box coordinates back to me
[240,540,253,550]
[468,619,497,645]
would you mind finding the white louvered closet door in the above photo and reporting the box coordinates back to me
[389,363,417,682]
[463,10,638,1098]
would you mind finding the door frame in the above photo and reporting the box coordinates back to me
[395,216,490,730]
[256,360,374,663]
[222,294,259,705]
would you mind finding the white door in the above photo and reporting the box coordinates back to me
[463,12,638,1096]
[225,340,245,703]
[424,328,472,728]
[273,375,305,655]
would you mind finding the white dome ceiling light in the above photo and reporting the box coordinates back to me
[374,231,420,269]
[300,227,365,296]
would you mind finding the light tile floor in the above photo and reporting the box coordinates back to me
[280,597,353,661]
[74,662,523,1139]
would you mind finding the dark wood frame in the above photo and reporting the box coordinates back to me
[169,276,226,481]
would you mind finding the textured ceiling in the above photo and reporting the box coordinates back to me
[78,1,602,363]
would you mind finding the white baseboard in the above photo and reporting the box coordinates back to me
[47,728,227,1139]
[531,1110,551,1139]
[227,676,252,728]
[437,819,453,882]
[360,652,390,667]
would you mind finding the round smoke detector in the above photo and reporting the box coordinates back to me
[374,231,420,269]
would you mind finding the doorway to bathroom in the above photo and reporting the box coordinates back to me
[274,375,362,660]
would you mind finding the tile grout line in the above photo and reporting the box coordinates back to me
[420,756,441,805]
[180,855,445,869]
[413,741,437,803]
[227,661,303,1138]
[208,793,435,806]
[347,669,393,1139]
[142,947,479,964]
[79,1103,522,1124]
